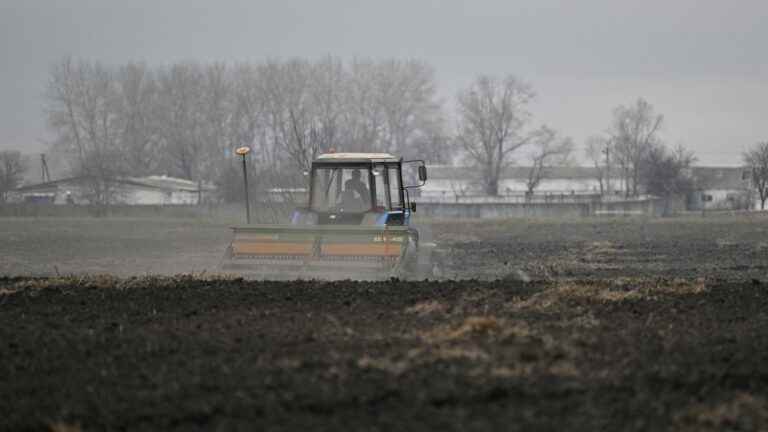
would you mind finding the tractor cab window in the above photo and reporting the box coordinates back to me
[387,166,403,209]
[373,167,388,210]
[311,166,372,212]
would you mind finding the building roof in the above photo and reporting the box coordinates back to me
[690,167,750,190]
[427,165,752,191]
[15,175,216,193]
[315,153,398,163]
[427,165,602,181]
[15,176,88,193]
[126,175,216,192]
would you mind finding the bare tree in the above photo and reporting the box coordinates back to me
[672,143,697,168]
[44,57,455,204]
[611,98,663,197]
[46,58,124,205]
[584,135,613,195]
[215,63,264,202]
[259,59,319,171]
[155,62,206,180]
[260,58,354,171]
[340,59,449,161]
[309,56,346,155]
[640,143,696,198]
[196,62,235,197]
[228,64,263,152]
[525,127,574,195]
[455,75,535,195]
[116,62,160,176]
[448,177,472,202]
[412,130,454,164]
[343,59,385,153]
[744,141,768,210]
[0,150,25,203]
[376,59,444,159]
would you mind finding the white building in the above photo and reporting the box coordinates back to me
[423,165,624,201]
[12,175,216,205]
[423,165,759,210]
[689,167,756,210]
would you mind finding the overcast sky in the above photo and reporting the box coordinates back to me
[1,0,766,165]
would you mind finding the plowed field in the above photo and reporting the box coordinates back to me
[1,216,768,431]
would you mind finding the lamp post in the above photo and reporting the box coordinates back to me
[603,137,612,195]
[235,146,251,224]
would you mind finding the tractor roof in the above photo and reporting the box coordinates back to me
[314,153,400,163]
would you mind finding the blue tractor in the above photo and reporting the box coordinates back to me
[223,153,436,279]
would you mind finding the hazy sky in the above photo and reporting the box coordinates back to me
[2,0,766,165]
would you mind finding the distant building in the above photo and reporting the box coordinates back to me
[689,167,755,210]
[11,175,216,205]
[265,188,309,204]
[423,165,624,200]
[423,165,759,210]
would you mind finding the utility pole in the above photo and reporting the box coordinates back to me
[235,146,251,224]
[40,154,51,183]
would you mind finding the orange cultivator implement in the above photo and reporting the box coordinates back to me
[222,225,415,280]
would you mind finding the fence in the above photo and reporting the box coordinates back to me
[417,193,604,204]
[419,197,677,219]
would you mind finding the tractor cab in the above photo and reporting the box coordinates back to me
[293,153,426,226]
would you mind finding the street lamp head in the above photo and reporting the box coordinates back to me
[235,146,251,156]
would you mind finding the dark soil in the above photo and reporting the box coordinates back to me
[2,216,768,431]
[3,216,768,281]
[435,217,768,281]
[2,276,768,431]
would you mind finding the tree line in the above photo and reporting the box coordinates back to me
[583,98,767,208]
[44,57,449,203]
[583,98,696,199]
[43,57,589,203]
[35,56,768,206]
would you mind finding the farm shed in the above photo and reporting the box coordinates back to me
[11,175,216,205]
[688,167,755,210]
[423,164,760,211]
[423,165,623,199]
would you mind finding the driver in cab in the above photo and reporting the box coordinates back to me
[341,169,370,211]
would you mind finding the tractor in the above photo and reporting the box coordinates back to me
[222,152,437,279]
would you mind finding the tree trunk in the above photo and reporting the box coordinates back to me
[485,159,499,196]
[632,166,639,197]
[624,172,630,198]
[485,179,498,196]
